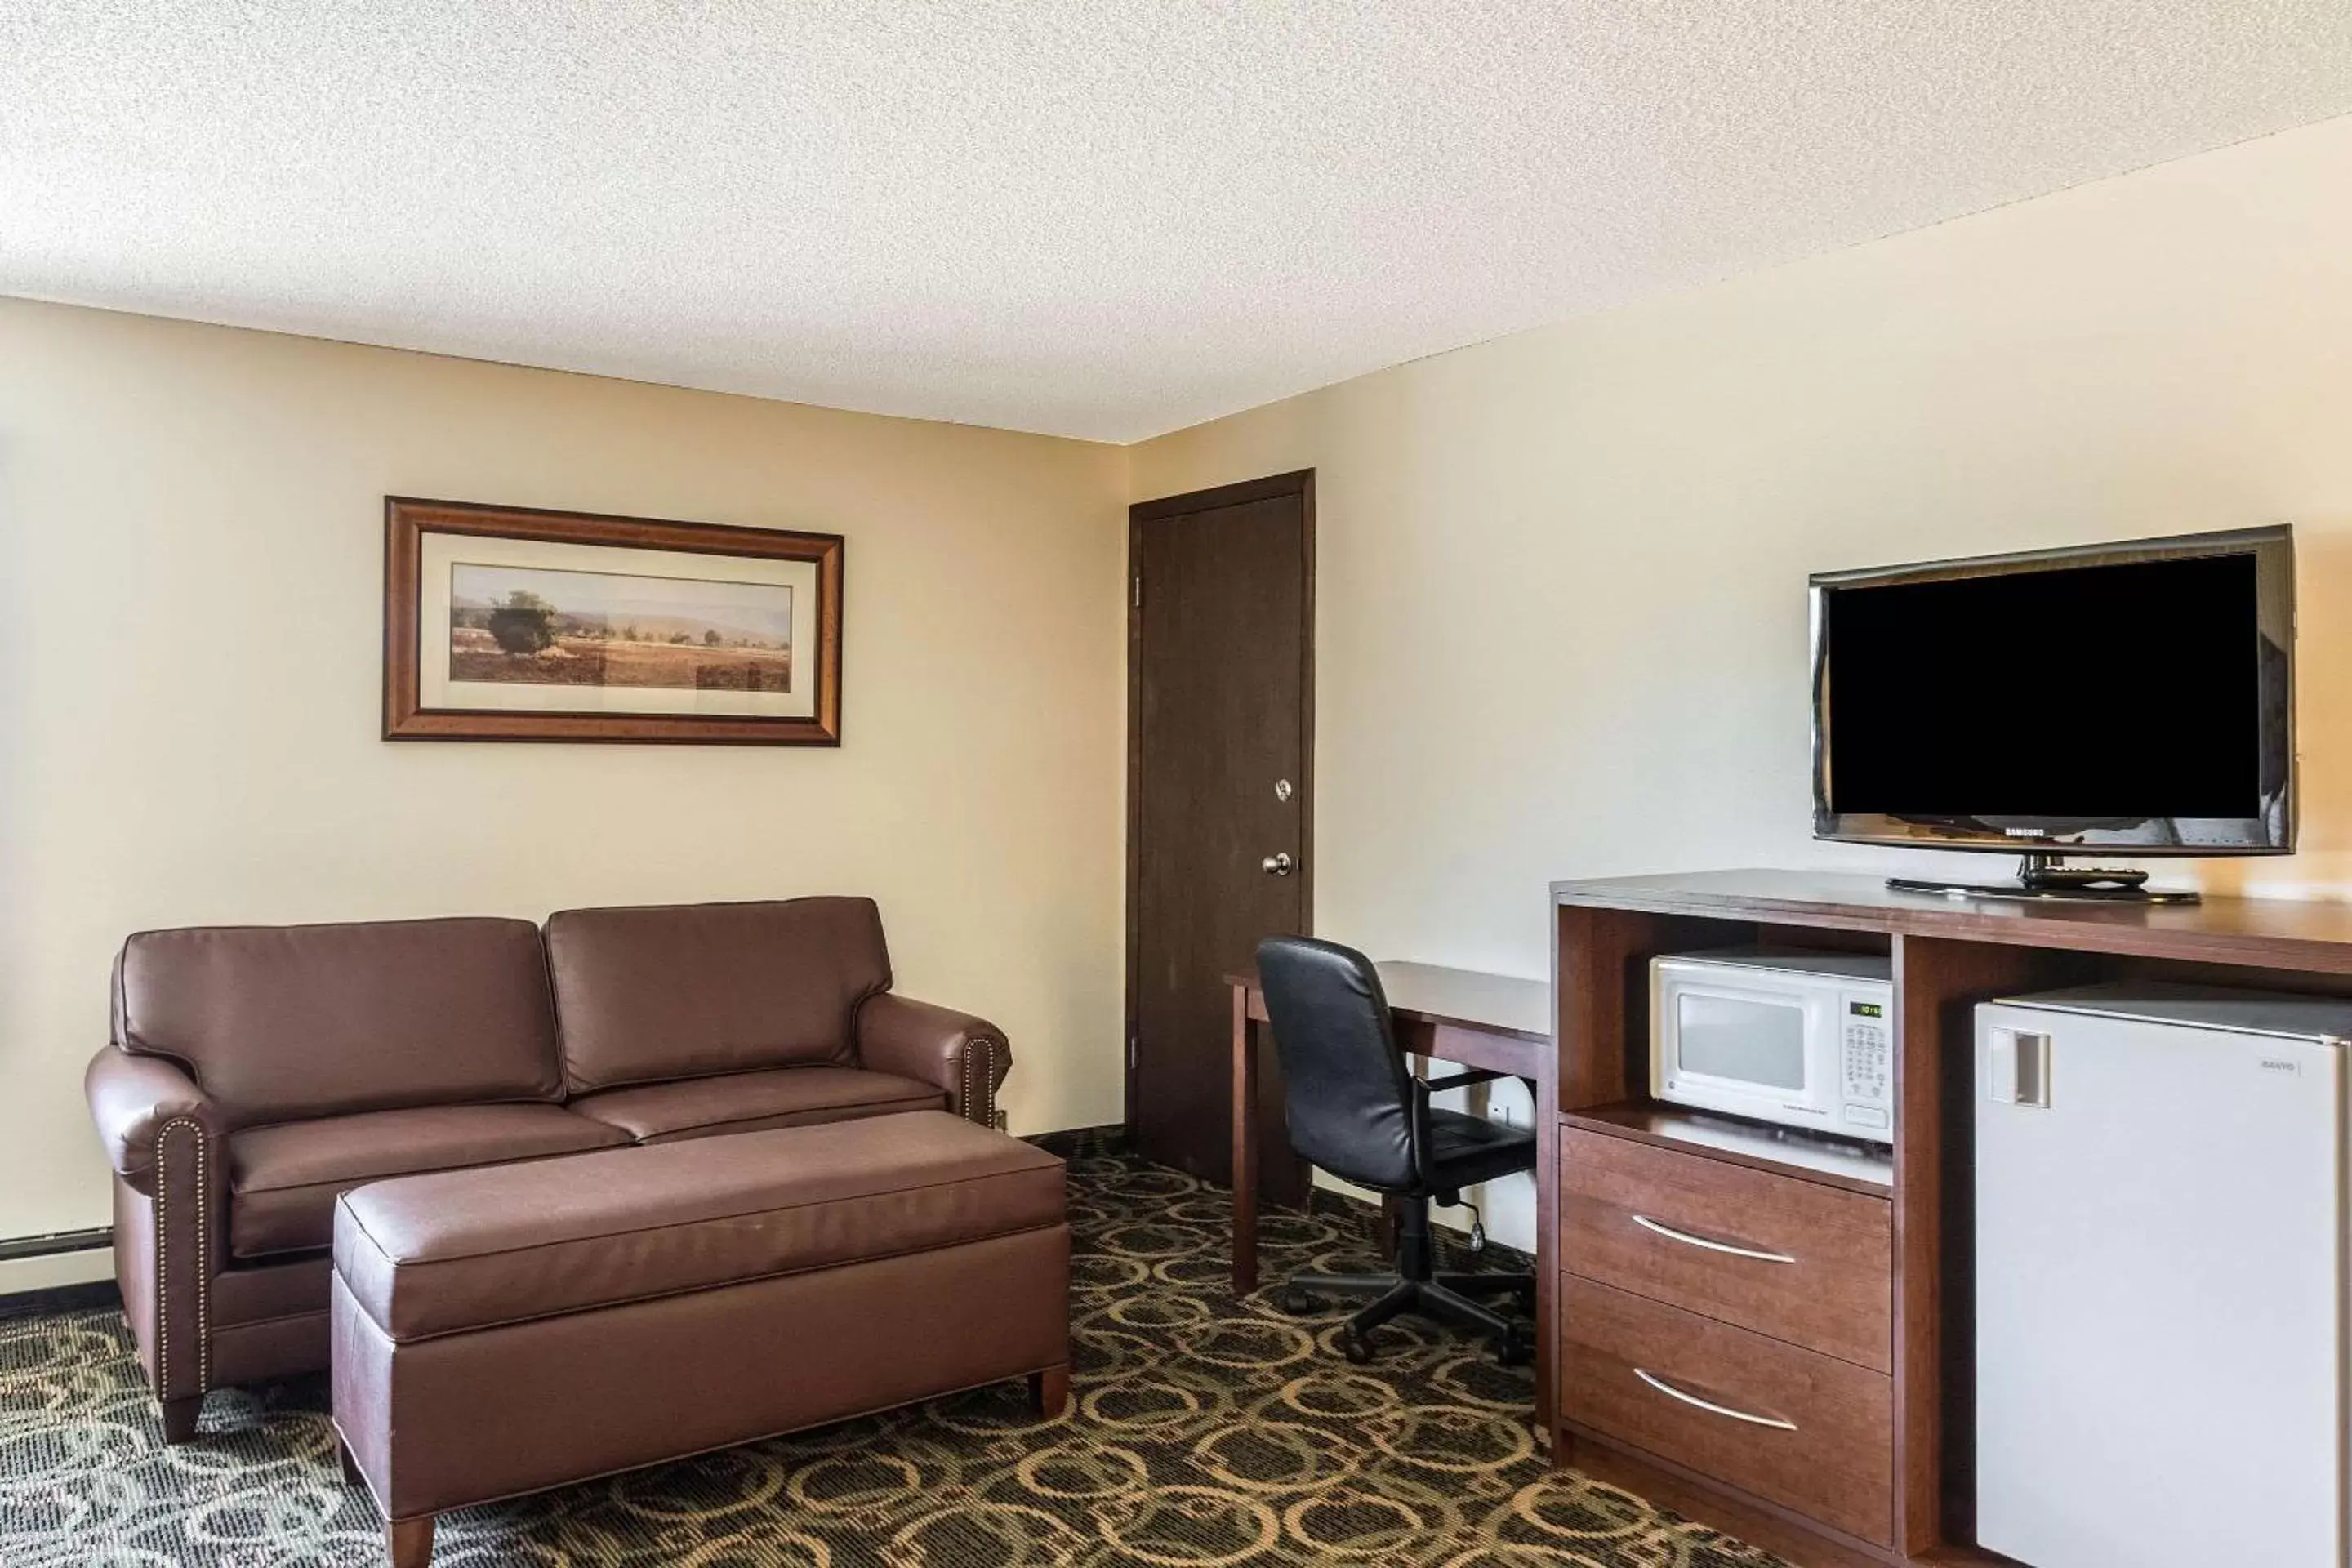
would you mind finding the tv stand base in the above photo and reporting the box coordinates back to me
[1889,853,2201,906]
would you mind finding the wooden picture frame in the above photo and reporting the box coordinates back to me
[383,497,844,745]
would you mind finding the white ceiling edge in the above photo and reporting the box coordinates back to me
[7,3,2352,443]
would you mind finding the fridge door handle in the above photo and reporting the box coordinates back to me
[1989,1028,2052,1108]
[1632,1368,1799,1431]
[1630,1213,1797,1264]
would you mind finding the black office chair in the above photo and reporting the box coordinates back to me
[1255,935,1538,1365]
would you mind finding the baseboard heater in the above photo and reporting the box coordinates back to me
[0,1227,112,1263]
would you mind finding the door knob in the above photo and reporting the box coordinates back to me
[1262,853,1294,875]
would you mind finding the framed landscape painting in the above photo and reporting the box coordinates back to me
[384,497,843,744]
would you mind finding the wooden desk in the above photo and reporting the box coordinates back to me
[1225,960,1557,1415]
[1547,869,2352,1564]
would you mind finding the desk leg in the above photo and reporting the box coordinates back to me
[1231,984,1259,1298]
[1535,1078,1557,1441]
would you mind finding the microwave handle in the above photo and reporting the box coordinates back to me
[1630,1213,1797,1265]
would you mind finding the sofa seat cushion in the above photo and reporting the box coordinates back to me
[334,1111,1067,1342]
[566,1066,944,1144]
[228,1105,630,1259]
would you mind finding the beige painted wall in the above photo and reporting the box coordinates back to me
[1132,113,2352,1245]
[12,112,2352,1260]
[0,300,1131,1244]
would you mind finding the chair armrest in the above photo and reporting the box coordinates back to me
[86,1048,217,1194]
[1409,1071,1511,1188]
[855,992,1011,1126]
[1420,1068,1506,1095]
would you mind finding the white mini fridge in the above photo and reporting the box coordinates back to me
[1976,985,2352,1568]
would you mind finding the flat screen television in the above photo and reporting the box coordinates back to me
[1811,526,2294,900]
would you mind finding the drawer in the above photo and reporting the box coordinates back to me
[1560,1127,1891,1371]
[1560,1273,1894,1547]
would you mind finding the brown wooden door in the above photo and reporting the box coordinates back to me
[1129,471,1313,1200]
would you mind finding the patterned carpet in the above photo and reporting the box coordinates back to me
[0,1130,1782,1566]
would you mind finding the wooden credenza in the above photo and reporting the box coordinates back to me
[1546,870,2352,1566]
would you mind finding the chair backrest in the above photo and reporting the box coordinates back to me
[1254,936,1416,1192]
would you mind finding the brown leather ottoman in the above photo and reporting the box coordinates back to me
[328,1111,1069,1567]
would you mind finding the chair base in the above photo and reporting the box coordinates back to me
[1284,1266,1534,1365]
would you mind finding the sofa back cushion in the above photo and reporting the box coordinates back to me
[112,917,564,1127]
[545,898,891,1093]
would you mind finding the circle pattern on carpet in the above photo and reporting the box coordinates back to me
[0,1131,1786,1566]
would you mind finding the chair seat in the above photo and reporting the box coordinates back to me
[565,1065,944,1144]
[227,1104,630,1259]
[1423,1107,1538,1192]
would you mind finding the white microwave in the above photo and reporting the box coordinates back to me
[1650,948,1895,1144]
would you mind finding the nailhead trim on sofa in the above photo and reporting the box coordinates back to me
[960,1036,1002,1128]
[153,1117,212,1395]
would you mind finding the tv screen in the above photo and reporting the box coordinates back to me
[1812,528,2293,855]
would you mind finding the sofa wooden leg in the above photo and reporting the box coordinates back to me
[389,1516,434,1568]
[1029,1363,1070,1419]
[158,1395,202,1445]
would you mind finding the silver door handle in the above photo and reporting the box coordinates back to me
[1633,1368,1797,1431]
[1630,1214,1795,1265]
[1261,853,1294,875]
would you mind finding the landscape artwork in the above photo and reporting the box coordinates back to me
[385,497,844,745]
[448,564,794,694]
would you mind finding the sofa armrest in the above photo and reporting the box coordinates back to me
[855,992,1011,1127]
[87,1048,217,1195]
[88,1045,223,1417]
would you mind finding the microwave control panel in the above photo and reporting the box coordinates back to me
[1841,996,1891,1131]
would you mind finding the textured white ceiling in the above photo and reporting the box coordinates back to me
[7,4,2352,443]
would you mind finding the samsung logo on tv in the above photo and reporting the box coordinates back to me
[2002,827,2049,839]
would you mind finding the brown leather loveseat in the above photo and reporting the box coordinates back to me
[83,896,1009,1442]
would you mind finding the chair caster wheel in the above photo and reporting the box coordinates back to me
[1278,1285,1316,1316]
[1342,1331,1375,1365]
[1495,1334,1531,1368]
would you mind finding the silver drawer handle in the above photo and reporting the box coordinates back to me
[1630,1213,1796,1265]
[1633,1367,1798,1431]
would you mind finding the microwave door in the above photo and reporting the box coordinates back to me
[1660,984,1824,1118]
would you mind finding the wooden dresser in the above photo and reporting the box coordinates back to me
[1544,870,2352,1565]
